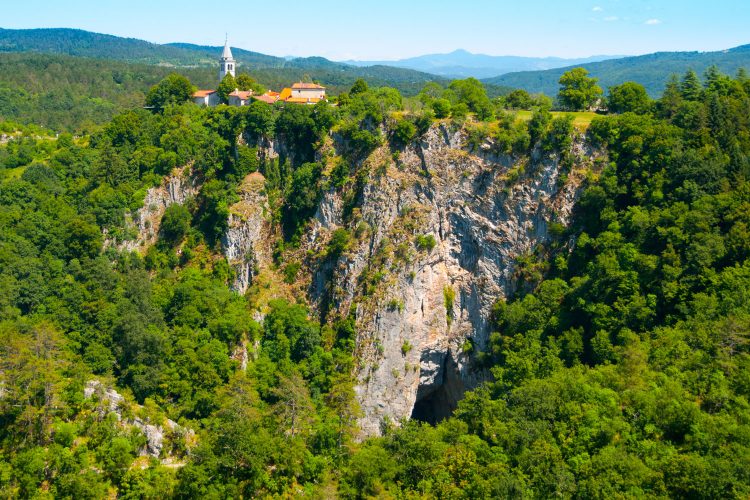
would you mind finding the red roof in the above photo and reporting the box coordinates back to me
[228,90,253,99]
[253,94,279,104]
[291,82,325,90]
[192,90,216,97]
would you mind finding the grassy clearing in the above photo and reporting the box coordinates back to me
[513,110,600,129]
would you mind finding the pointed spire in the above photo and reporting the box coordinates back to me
[221,35,234,60]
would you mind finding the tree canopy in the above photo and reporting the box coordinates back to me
[558,67,604,111]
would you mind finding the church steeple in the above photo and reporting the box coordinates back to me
[219,35,236,81]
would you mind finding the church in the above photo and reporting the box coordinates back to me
[192,40,326,107]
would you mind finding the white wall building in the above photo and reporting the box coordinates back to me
[290,82,326,101]
[192,90,219,107]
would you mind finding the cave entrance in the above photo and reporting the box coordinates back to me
[410,351,464,425]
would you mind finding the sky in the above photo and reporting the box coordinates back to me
[1,0,749,61]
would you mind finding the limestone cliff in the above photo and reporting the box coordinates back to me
[115,163,200,253]
[222,122,600,435]
[302,123,600,435]
[222,172,273,294]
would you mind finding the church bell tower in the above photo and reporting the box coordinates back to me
[219,36,236,81]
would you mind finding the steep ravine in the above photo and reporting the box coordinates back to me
[223,122,602,435]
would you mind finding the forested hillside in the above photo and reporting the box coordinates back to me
[485,44,750,97]
[0,53,218,132]
[1,65,749,498]
[0,28,446,101]
[0,50,449,132]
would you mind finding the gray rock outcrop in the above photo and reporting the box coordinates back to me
[308,123,599,435]
[114,163,200,253]
[84,380,193,459]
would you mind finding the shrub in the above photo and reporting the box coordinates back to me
[401,340,413,356]
[432,98,452,119]
[328,228,352,259]
[393,119,417,146]
[389,299,405,313]
[443,286,456,324]
[415,234,437,252]
[283,262,301,284]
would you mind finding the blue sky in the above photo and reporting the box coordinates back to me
[2,0,749,60]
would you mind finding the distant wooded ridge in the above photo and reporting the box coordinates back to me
[2,28,749,97]
[484,44,750,96]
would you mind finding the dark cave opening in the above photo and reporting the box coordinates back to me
[410,383,458,425]
[410,350,464,425]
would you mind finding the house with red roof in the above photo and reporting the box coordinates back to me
[192,89,219,107]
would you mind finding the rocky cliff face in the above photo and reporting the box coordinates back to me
[116,163,200,253]
[222,122,600,435]
[301,123,599,435]
[222,172,273,294]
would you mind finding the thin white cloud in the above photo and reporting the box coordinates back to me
[592,6,603,12]
[645,18,662,25]
[604,16,619,21]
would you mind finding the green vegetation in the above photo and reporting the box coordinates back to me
[415,234,437,251]
[145,73,195,111]
[1,63,750,497]
[443,286,456,325]
[401,340,413,355]
[607,81,652,114]
[558,67,603,111]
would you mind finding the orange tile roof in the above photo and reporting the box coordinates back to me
[266,91,280,97]
[228,90,253,99]
[192,90,216,97]
[279,88,292,100]
[253,94,278,104]
[292,82,325,89]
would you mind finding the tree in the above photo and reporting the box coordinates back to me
[505,89,533,110]
[431,98,452,118]
[285,162,323,229]
[392,119,417,146]
[557,67,603,111]
[160,203,191,244]
[681,69,703,101]
[64,217,102,260]
[350,78,369,95]
[607,82,651,114]
[217,74,237,104]
[235,73,265,94]
[658,74,683,118]
[146,73,194,110]
[448,78,494,120]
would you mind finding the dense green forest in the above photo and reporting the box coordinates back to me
[1,63,750,498]
[0,28,449,108]
[0,50,452,133]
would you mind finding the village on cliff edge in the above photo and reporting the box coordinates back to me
[191,39,326,107]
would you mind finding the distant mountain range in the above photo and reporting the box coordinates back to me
[345,49,623,79]
[484,45,750,97]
